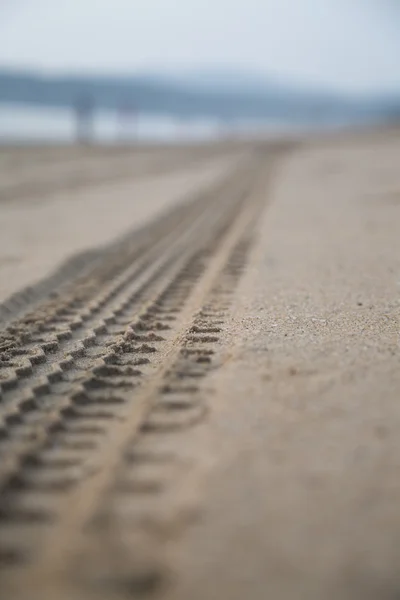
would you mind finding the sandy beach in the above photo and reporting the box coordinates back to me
[0,131,399,599]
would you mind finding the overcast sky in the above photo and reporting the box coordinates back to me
[0,0,399,93]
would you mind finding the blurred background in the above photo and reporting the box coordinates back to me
[0,0,399,144]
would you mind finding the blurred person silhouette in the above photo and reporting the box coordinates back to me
[118,97,136,144]
[74,93,94,144]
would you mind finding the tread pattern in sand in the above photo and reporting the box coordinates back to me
[0,147,278,600]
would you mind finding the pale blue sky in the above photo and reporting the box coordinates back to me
[0,0,399,93]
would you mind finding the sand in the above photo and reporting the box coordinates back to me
[162,132,400,600]
[0,132,400,599]
[0,147,243,304]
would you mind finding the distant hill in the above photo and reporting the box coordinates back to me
[0,68,397,123]
[144,68,335,97]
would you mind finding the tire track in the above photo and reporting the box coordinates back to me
[0,159,237,326]
[72,227,259,600]
[0,149,276,599]
[0,164,252,477]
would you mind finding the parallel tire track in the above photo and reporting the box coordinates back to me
[0,149,276,600]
